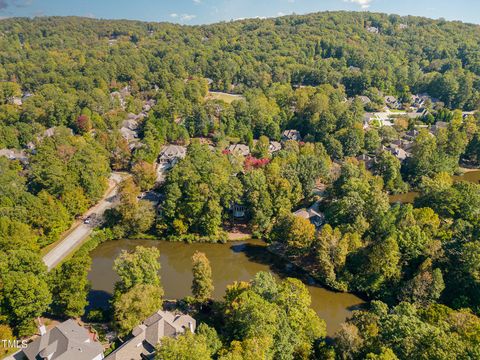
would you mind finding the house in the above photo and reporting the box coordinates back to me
[0,149,28,164]
[231,202,247,218]
[110,87,130,109]
[26,141,36,151]
[411,94,431,110]
[158,145,187,168]
[122,118,139,131]
[9,126,72,153]
[402,140,414,152]
[227,144,250,157]
[366,26,379,34]
[358,96,371,106]
[293,201,325,229]
[127,112,141,120]
[43,127,56,138]
[40,126,73,139]
[410,107,430,119]
[387,146,409,161]
[268,141,282,153]
[404,129,419,140]
[430,121,449,135]
[411,94,441,110]
[22,92,33,102]
[105,310,195,360]
[363,113,374,129]
[462,111,475,119]
[11,96,22,106]
[356,154,375,170]
[282,129,302,142]
[384,96,401,109]
[22,319,104,360]
[110,91,125,108]
[120,127,138,142]
[391,139,414,152]
[143,99,156,112]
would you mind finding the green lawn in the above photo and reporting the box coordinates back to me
[207,91,245,104]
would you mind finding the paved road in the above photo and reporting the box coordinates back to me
[42,173,124,271]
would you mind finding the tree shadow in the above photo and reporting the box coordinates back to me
[86,290,112,311]
[234,242,368,303]
[232,242,318,286]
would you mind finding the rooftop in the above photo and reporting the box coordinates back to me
[105,310,195,360]
[23,320,103,360]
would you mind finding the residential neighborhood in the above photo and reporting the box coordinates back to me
[17,309,196,360]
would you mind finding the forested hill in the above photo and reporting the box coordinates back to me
[1,12,480,110]
[2,11,480,358]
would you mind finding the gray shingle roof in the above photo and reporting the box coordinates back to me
[105,310,196,360]
[23,320,103,360]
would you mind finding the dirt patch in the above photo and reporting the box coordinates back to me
[224,222,252,241]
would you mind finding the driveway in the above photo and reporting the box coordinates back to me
[42,173,124,271]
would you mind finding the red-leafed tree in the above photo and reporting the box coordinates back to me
[244,156,270,171]
[75,114,92,134]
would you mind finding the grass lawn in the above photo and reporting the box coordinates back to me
[207,91,245,104]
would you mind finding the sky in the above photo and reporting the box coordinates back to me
[0,0,479,25]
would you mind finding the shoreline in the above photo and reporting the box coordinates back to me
[458,167,480,173]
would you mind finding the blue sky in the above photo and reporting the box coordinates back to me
[0,0,479,25]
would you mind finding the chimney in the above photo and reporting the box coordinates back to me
[188,322,194,333]
[37,317,47,336]
[39,325,47,336]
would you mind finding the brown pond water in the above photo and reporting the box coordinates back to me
[88,239,364,335]
[389,170,480,204]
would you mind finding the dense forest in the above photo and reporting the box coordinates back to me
[0,11,479,360]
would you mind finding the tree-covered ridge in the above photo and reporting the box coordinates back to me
[0,12,480,109]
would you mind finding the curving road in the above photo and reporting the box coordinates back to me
[42,173,124,271]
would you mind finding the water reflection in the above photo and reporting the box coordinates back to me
[389,170,480,204]
[88,239,364,335]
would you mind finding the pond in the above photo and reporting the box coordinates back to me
[389,169,480,204]
[88,239,364,335]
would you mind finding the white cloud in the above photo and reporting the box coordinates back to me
[344,0,373,9]
[277,12,285,16]
[234,15,267,21]
[180,14,197,21]
[171,13,196,21]
[193,0,201,3]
